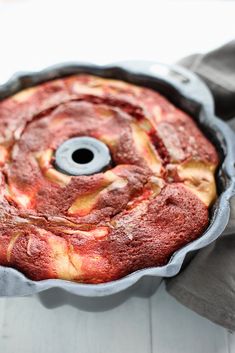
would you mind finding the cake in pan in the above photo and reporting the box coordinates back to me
[0,75,219,283]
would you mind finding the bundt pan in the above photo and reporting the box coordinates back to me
[0,61,235,311]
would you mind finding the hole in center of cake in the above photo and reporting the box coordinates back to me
[54,136,111,176]
[72,148,94,164]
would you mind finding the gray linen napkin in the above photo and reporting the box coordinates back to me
[166,41,235,331]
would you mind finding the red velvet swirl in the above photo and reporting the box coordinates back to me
[0,75,219,283]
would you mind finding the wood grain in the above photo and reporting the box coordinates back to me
[228,331,235,353]
[150,283,229,353]
[0,295,151,353]
[0,283,231,353]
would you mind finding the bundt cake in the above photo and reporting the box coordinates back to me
[0,74,219,283]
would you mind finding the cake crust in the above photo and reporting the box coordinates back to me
[0,75,219,283]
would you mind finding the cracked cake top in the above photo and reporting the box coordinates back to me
[0,75,218,283]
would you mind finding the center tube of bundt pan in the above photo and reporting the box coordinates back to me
[54,136,111,176]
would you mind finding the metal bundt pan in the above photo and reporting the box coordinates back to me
[0,61,235,311]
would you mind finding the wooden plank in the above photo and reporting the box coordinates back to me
[228,331,235,353]
[0,298,6,331]
[0,294,151,353]
[150,282,228,353]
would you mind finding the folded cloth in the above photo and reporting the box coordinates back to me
[177,40,235,120]
[166,41,235,331]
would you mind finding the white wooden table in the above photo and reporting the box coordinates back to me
[0,282,234,353]
[0,1,234,352]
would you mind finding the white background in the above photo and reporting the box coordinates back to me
[0,1,235,353]
[0,0,234,83]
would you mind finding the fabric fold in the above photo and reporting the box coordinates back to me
[166,41,235,331]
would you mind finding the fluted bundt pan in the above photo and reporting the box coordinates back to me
[0,61,234,310]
